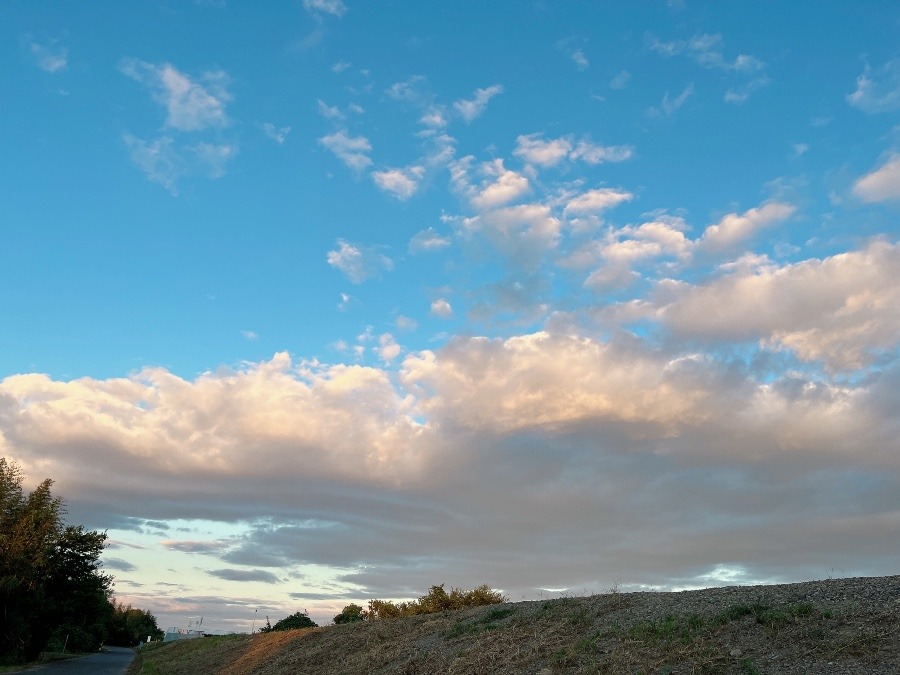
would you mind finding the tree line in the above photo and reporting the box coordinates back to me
[0,458,162,665]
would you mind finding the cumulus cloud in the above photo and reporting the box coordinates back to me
[610,70,631,89]
[2,326,898,626]
[450,157,530,210]
[848,58,900,113]
[853,154,900,202]
[453,84,503,123]
[698,202,795,252]
[514,134,573,167]
[513,134,634,168]
[564,188,633,216]
[430,298,453,318]
[458,203,561,269]
[372,165,426,200]
[657,240,900,370]
[319,130,372,171]
[327,239,394,283]
[120,58,231,131]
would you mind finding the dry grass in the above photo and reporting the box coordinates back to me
[128,576,900,675]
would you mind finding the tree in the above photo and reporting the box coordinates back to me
[259,611,318,632]
[0,458,113,663]
[105,601,164,646]
[333,603,365,624]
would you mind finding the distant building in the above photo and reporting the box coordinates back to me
[163,627,206,642]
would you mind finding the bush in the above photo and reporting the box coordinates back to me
[366,584,505,620]
[259,611,318,632]
[333,604,365,624]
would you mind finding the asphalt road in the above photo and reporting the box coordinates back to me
[6,646,136,674]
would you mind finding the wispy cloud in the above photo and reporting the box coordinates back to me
[302,0,347,17]
[453,85,504,123]
[120,58,231,131]
[409,228,451,253]
[318,130,372,171]
[27,36,67,73]
[649,83,695,117]
[327,239,393,283]
[261,122,291,144]
[122,134,183,195]
[848,59,900,113]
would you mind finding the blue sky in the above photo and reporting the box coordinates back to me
[2,1,899,632]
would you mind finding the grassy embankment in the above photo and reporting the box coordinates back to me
[127,578,899,674]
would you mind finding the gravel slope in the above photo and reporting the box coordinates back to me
[130,575,900,674]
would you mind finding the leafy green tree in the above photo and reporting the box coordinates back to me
[105,601,164,646]
[259,611,318,632]
[0,458,114,663]
[332,603,365,624]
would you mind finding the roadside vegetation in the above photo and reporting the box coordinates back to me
[0,458,163,666]
[128,577,898,674]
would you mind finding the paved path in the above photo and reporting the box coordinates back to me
[6,646,136,674]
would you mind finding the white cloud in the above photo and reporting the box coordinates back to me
[318,130,372,171]
[408,228,451,254]
[564,188,633,215]
[122,134,182,195]
[377,333,402,363]
[569,49,589,70]
[192,142,237,179]
[610,70,631,90]
[395,315,418,331]
[331,60,352,73]
[650,83,695,117]
[471,159,529,210]
[514,134,573,167]
[648,33,765,73]
[386,75,428,104]
[372,165,426,201]
[459,203,561,268]
[3,329,898,626]
[317,99,345,120]
[853,154,900,202]
[261,122,291,144]
[657,240,900,370]
[303,0,347,17]
[430,299,453,318]
[848,58,900,113]
[513,134,634,168]
[28,38,67,73]
[419,106,448,128]
[453,84,503,123]
[327,239,393,284]
[241,330,258,341]
[450,157,530,210]
[569,140,634,164]
[698,202,795,252]
[120,58,231,131]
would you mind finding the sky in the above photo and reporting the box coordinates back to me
[1,0,899,633]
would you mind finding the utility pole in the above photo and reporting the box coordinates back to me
[251,608,258,634]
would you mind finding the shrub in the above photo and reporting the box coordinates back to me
[333,603,365,624]
[367,584,505,620]
[259,611,318,632]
